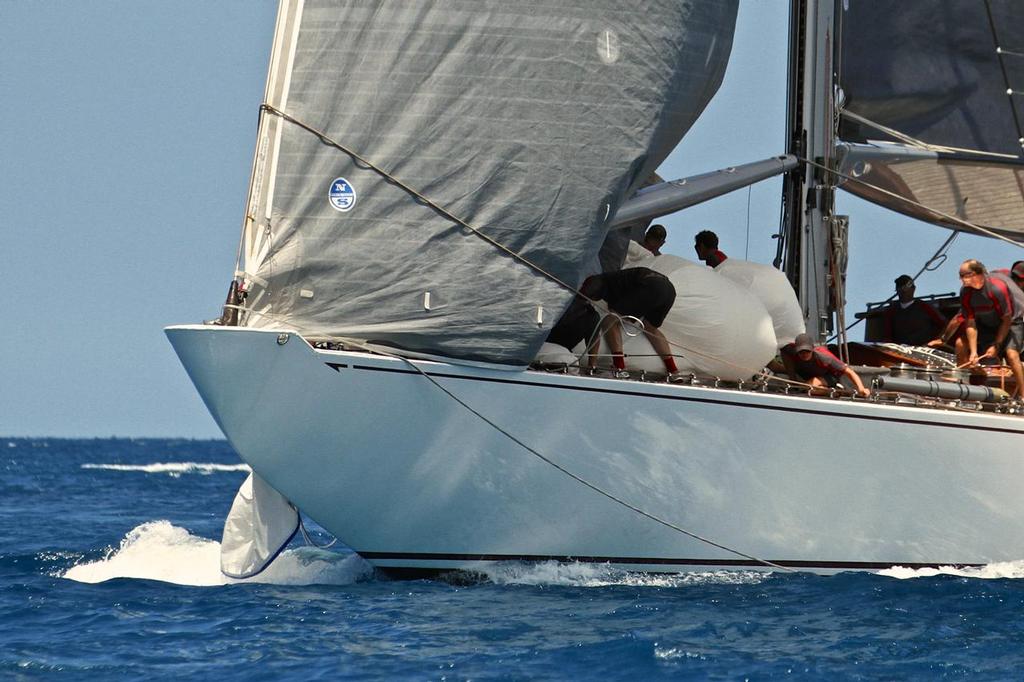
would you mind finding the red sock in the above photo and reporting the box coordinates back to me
[613,354,626,370]
[664,356,678,373]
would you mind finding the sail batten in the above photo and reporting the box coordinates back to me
[237,0,739,365]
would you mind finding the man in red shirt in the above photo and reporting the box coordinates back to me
[960,260,1024,398]
[694,230,728,268]
[781,333,871,397]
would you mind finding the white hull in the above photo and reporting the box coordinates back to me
[167,325,1024,574]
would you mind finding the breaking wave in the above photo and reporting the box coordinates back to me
[61,521,371,586]
[878,561,1024,580]
[81,462,250,477]
[476,560,770,588]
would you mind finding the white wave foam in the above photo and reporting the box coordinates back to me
[61,521,372,586]
[879,560,1024,580]
[81,462,251,477]
[477,560,769,588]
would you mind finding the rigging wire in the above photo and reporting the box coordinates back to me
[744,184,752,260]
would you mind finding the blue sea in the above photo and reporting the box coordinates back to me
[3,438,1024,679]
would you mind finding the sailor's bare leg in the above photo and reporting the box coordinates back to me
[642,322,678,373]
[1005,348,1024,399]
[954,336,968,366]
[807,376,830,395]
[597,315,625,369]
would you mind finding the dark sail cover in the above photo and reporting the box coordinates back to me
[239,0,739,365]
[837,0,1024,239]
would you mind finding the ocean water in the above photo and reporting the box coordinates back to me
[3,439,1024,679]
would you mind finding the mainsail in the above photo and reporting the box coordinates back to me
[237,0,739,366]
[836,0,1024,239]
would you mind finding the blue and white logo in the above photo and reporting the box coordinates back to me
[328,177,357,212]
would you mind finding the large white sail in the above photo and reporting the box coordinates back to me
[237,0,739,366]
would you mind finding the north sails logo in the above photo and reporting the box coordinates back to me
[328,177,356,212]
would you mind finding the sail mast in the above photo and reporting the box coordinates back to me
[781,0,839,342]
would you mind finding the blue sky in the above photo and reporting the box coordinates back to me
[2,1,1018,437]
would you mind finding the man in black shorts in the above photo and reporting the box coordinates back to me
[579,267,679,375]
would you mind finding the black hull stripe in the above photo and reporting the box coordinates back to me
[337,363,1024,435]
[358,551,982,571]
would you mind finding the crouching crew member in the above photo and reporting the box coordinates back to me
[781,333,871,397]
[580,267,679,375]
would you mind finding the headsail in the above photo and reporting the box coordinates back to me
[836,0,1024,240]
[237,0,739,366]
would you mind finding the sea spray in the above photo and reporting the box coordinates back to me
[62,521,371,586]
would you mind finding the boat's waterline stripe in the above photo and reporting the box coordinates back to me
[326,363,1024,435]
[357,551,983,571]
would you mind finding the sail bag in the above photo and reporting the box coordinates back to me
[714,258,805,348]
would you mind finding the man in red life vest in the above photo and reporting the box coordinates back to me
[694,230,728,268]
[882,275,946,345]
[781,333,871,397]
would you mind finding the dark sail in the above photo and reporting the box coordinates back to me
[836,0,1024,239]
[238,0,739,365]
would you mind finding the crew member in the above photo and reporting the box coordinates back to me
[781,333,871,397]
[694,230,727,268]
[580,267,679,376]
[641,224,667,256]
[960,259,1024,398]
[882,275,945,345]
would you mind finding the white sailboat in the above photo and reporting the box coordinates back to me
[168,0,1024,577]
